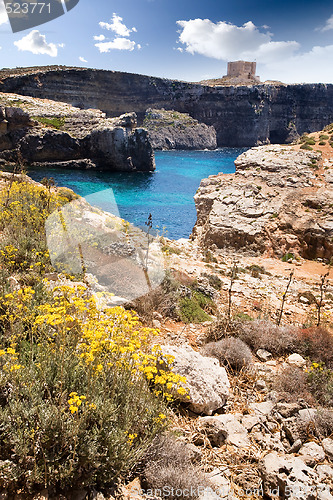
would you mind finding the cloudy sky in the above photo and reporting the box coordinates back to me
[0,0,333,83]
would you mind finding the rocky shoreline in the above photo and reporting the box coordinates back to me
[0,93,155,171]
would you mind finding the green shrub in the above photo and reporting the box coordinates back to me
[319,141,326,146]
[300,144,313,150]
[304,138,316,145]
[32,116,66,130]
[281,252,294,262]
[179,292,212,323]
[319,134,329,140]
[233,311,253,322]
[246,264,267,278]
[307,362,333,407]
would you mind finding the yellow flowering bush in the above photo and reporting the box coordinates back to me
[0,180,75,275]
[0,284,185,493]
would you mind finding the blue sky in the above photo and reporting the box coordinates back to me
[1,0,333,83]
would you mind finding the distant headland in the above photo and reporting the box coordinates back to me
[0,65,332,147]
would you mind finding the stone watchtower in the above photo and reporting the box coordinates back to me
[224,61,260,83]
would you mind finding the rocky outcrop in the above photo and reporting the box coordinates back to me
[192,145,333,260]
[1,67,333,147]
[0,94,155,171]
[143,109,217,150]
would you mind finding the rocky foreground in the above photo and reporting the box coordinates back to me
[193,144,333,260]
[0,93,155,171]
[0,151,332,498]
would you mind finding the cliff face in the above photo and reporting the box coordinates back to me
[0,93,155,172]
[192,145,333,260]
[143,109,217,150]
[1,67,333,147]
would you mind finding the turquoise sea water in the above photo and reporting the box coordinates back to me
[28,148,245,239]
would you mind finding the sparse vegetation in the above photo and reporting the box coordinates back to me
[200,337,252,370]
[307,362,333,407]
[143,434,209,500]
[200,272,222,290]
[162,244,181,255]
[273,366,314,404]
[235,320,298,355]
[179,291,213,323]
[32,116,66,130]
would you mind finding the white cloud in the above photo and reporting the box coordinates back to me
[0,0,8,25]
[263,44,333,83]
[176,19,299,63]
[99,13,136,37]
[94,34,106,41]
[79,56,88,63]
[14,30,61,57]
[95,37,136,53]
[321,14,333,32]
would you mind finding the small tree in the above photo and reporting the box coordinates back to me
[276,269,294,326]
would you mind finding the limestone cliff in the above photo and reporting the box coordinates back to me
[1,66,333,147]
[192,145,333,260]
[0,93,155,172]
[143,109,217,150]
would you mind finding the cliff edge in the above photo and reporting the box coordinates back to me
[143,108,217,150]
[0,92,155,172]
[1,66,333,147]
[192,143,333,260]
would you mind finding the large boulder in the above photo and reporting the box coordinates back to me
[0,96,155,172]
[259,452,327,499]
[144,108,217,150]
[193,145,333,260]
[19,129,81,162]
[198,414,250,447]
[160,344,230,415]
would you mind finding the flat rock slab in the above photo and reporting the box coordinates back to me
[199,414,250,448]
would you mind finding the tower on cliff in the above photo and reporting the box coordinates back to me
[224,61,260,84]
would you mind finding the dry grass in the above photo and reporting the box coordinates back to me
[142,434,209,499]
[296,327,333,369]
[170,412,263,499]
